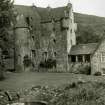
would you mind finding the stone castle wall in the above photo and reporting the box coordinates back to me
[13,3,76,72]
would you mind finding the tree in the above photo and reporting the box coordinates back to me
[76,25,101,44]
[0,0,14,80]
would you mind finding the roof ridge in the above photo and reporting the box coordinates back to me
[14,4,31,7]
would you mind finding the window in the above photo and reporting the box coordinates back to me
[53,39,56,44]
[101,52,105,62]
[78,55,83,62]
[71,55,76,62]
[54,52,56,57]
[26,17,30,25]
[2,50,10,59]
[32,36,34,40]
[31,50,36,58]
[85,55,90,62]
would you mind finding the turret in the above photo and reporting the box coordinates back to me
[14,14,31,71]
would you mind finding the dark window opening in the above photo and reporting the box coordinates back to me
[44,52,47,56]
[53,39,56,44]
[78,55,83,62]
[54,52,56,57]
[85,55,90,62]
[2,50,10,59]
[32,50,36,58]
[32,36,34,40]
[39,59,56,69]
[26,17,30,25]
[71,55,76,62]
[2,50,8,56]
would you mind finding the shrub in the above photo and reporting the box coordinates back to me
[71,63,91,75]
[78,64,91,75]
[94,72,102,76]
[39,59,56,69]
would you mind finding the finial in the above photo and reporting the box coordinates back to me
[68,0,71,4]
[32,3,35,6]
[67,0,72,8]
[32,2,37,8]
[47,4,50,8]
[47,4,51,11]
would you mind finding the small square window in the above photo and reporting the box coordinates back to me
[54,52,56,57]
[53,39,56,44]
[32,36,34,40]
[32,50,36,57]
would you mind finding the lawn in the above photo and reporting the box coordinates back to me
[0,72,105,91]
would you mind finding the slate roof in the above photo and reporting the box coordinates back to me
[14,5,40,18]
[37,6,71,22]
[13,3,72,24]
[13,5,41,27]
[70,43,98,55]
[52,7,68,20]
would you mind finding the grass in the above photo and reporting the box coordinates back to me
[0,72,105,91]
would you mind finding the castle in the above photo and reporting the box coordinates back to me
[3,2,105,75]
[12,2,77,72]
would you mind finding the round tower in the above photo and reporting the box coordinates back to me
[14,14,31,72]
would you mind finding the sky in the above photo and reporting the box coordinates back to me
[14,0,105,17]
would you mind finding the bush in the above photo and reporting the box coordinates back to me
[39,59,56,69]
[71,63,91,75]
[78,64,91,75]
[94,72,102,76]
